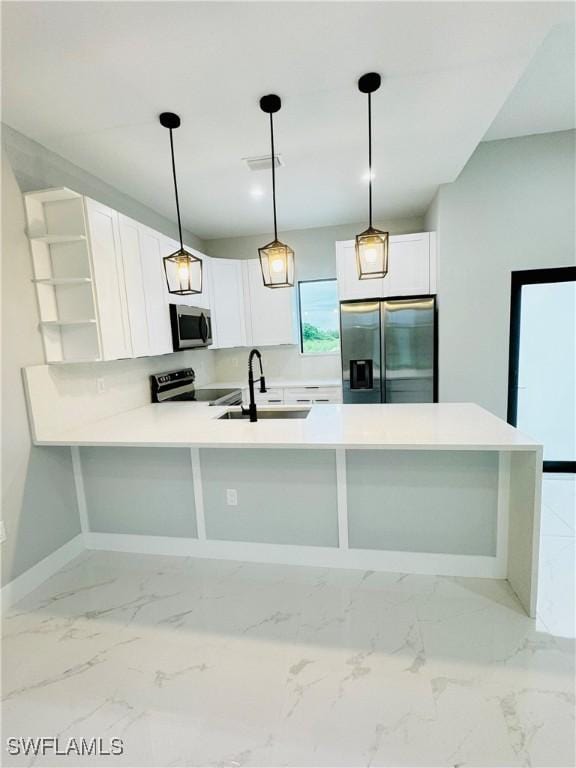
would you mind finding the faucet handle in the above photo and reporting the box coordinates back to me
[259,376,267,393]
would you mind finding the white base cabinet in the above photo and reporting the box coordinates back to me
[336,232,437,301]
[242,386,343,406]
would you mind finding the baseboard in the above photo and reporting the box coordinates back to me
[84,532,504,579]
[1,534,84,612]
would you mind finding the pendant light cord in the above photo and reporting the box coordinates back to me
[168,128,184,250]
[270,113,278,241]
[368,92,373,229]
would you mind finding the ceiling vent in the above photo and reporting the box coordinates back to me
[243,154,284,172]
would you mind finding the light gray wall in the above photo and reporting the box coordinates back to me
[204,216,426,281]
[1,148,81,585]
[81,448,197,537]
[200,448,338,546]
[432,130,575,419]
[2,124,204,251]
[347,451,498,555]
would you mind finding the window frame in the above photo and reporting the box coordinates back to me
[297,278,341,357]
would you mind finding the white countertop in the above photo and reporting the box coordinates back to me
[31,402,539,451]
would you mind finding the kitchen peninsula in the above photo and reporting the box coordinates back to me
[24,364,542,618]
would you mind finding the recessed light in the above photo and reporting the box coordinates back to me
[250,185,264,199]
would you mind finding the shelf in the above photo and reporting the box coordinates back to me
[29,234,87,245]
[40,319,96,326]
[24,187,82,203]
[33,277,92,286]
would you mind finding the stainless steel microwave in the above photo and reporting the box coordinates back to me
[169,304,213,350]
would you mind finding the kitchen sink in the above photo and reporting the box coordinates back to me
[218,408,311,420]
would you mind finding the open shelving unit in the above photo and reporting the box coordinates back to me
[25,187,101,363]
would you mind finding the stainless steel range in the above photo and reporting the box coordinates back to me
[150,368,242,406]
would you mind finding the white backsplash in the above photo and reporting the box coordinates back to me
[213,346,341,383]
[24,350,216,439]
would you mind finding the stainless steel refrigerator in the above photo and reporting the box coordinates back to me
[340,296,437,404]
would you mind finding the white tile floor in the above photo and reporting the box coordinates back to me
[2,475,575,767]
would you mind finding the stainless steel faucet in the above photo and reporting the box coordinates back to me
[243,349,267,422]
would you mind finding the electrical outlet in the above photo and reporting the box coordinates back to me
[226,489,238,506]
[0,521,6,544]
[97,378,106,394]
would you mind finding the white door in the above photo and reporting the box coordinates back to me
[336,240,384,300]
[139,225,173,355]
[385,233,431,297]
[211,258,246,348]
[84,198,132,360]
[244,259,297,346]
[118,215,150,357]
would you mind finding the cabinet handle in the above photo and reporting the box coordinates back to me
[296,399,311,403]
[268,399,282,403]
[316,399,330,403]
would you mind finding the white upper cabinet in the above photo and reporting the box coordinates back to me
[118,214,150,357]
[210,258,247,349]
[336,232,437,301]
[243,259,298,347]
[84,198,132,361]
[385,233,434,297]
[138,225,172,356]
[27,188,298,362]
[336,240,384,300]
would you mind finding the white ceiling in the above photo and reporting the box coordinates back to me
[2,2,573,240]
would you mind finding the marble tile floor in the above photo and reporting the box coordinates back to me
[2,474,574,768]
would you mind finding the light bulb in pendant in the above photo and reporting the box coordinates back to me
[364,247,378,264]
[178,261,190,282]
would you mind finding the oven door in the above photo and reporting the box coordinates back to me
[170,305,212,349]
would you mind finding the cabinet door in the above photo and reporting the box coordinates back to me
[244,260,297,347]
[139,225,172,356]
[386,234,430,297]
[85,198,132,360]
[210,258,246,348]
[284,386,343,404]
[336,240,384,300]
[118,215,150,357]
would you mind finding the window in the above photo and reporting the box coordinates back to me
[298,279,340,355]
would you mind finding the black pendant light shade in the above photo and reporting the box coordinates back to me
[355,73,389,280]
[258,95,295,288]
[159,112,202,295]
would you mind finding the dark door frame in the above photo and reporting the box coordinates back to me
[507,266,576,473]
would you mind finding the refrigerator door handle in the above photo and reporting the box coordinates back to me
[380,300,387,403]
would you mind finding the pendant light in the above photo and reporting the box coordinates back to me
[257,94,294,288]
[159,112,202,295]
[355,73,389,280]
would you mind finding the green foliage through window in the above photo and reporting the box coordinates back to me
[298,280,340,355]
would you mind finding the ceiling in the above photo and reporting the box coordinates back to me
[2,2,574,240]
